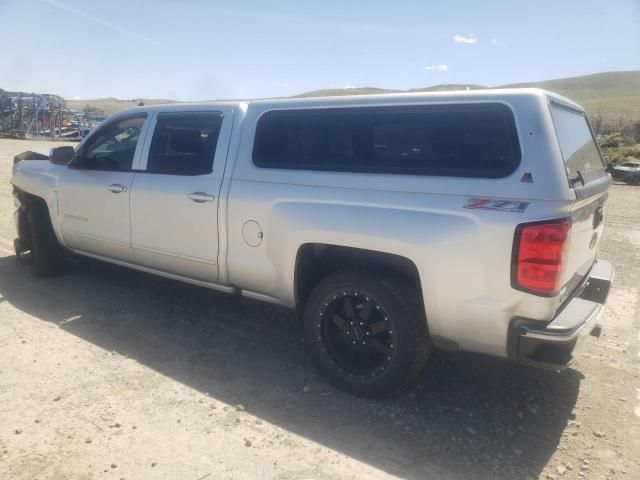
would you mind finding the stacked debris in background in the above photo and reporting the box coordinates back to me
[0,88,89,140]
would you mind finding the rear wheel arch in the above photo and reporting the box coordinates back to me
[293,243,425,317]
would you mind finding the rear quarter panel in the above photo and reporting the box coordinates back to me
[226,91,579,356]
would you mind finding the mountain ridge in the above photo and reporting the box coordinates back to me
[65,71,640,126]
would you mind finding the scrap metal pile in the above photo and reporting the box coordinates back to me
[0,88,83,140]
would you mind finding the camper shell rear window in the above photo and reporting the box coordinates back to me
[549,102,606,185]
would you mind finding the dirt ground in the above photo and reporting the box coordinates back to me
[0,138,639,480]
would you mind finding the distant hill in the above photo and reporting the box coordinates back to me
[410,83,487,93]
[503,71,640,100]
[298,84,488,97]
[296,87,402,97]
[66,71,640,128]
[504,71,640,127]
[65,97,178,115]
[298,71,640,128]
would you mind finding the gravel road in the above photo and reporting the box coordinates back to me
[0,139,639,480]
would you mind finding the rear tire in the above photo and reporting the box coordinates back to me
[303,270,430,397]
[27,203,64,277]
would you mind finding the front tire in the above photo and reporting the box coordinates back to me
[303,270,430,397]
[27,203,65,277]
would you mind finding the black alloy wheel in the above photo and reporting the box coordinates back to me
[303,270,430,397]
[315,290,396,379]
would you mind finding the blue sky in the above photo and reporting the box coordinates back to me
[1,0,639,100]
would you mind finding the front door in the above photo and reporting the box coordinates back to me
[129,109,233,282]
[57,114,148,262]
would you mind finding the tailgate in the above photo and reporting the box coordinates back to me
[548,102,611,302]
[561,188,608,302]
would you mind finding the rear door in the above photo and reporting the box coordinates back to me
[129,109,233,282]
[549,102,610,300]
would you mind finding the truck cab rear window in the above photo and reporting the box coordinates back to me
[253,104,521,178]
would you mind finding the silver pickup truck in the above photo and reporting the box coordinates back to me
[11,89,613,397]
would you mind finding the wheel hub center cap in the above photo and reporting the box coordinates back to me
[353,326,363,341]
[317,291,396,378]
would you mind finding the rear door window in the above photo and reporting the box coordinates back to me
[549,104,606,184]
[147,112,222,175]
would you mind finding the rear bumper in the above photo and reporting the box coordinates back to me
[508,259,613,370]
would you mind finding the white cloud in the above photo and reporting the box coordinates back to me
[40,0,163,47]
[454,34,477,45]
[491,38,506,47]
[73,96,81,100]
[423,64,449,72]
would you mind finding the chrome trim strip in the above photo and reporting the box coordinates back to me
[132,244,217,265]
[70,249,234,294]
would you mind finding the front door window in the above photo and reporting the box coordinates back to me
[79,116,145,171]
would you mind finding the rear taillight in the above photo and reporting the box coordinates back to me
[512,219,571,296]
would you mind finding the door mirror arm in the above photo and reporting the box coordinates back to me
[67,151,87,169]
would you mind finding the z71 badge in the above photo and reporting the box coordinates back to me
[464,198,530,213]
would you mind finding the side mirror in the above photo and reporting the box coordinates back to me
[49,146,75,166]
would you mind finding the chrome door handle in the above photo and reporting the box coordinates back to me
[188,192,215,203]
[107,184,127,193]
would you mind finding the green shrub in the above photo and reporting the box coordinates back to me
[603,148,624,165]
[600,133,623,149]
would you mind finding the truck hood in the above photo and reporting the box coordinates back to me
[12,149,62,189]
[13,149,51,164]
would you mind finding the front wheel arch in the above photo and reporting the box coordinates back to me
[14,189,49,250]
[17,194,65,277]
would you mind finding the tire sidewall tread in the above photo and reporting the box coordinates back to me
[303,270,430,397]
[27,203,64,277]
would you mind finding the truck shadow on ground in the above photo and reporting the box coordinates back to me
[0,256,582,479]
